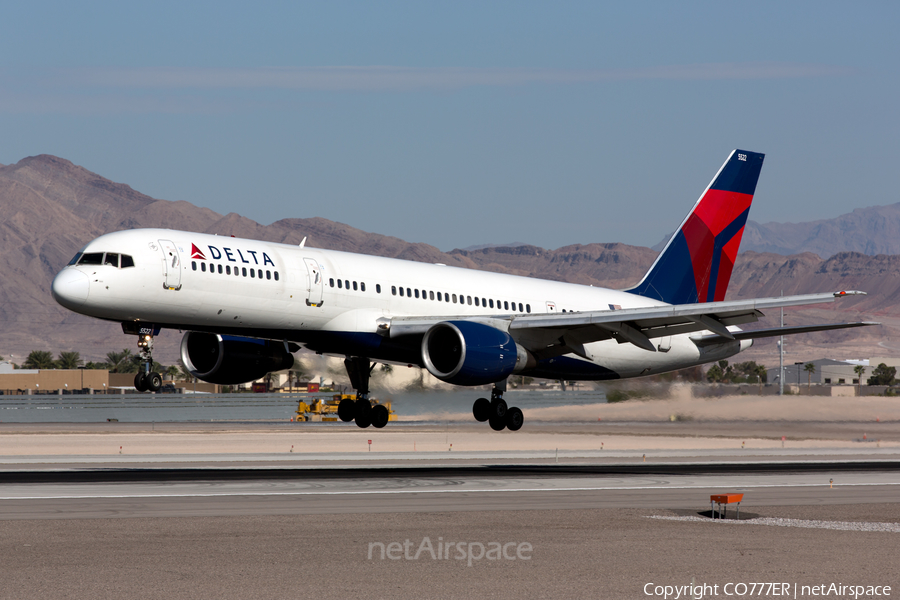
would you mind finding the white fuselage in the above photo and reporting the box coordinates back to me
[52,228,748,382]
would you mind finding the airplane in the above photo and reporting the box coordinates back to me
[51,149,874,431]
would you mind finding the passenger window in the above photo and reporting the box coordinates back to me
[526,304,531,313]
[275,272,279,281]
[429,291,434,300]
[414,289,419,299]
[201,263,207,272]
[406,287,411,297]
[242,267,247,277]
[266,271,271,280]
[489,299,494,308]
[392,286,397,296]
[445,293,450,303]
[338,279,343,289]
[399,287,404,297]
[79,252,104,265]
[250,269,255,278]
[218,265,223,274]
[345,280,350,290]
[104,253,118,267]
[482,298,486,307]
[353,281,358,291]
[330,278,334,287]
[467,296,472,305]
[452,294,457,303]
[361,282,366,292]
[474,297,480,307]
[192,261,197,271]
[504,301,509,310]
[258,269,263,279]
[226,265,231,275]
[67,252,83,266]
[437,292,442,301]
[375,284,380,293]
[519,303,523,312]
[235,268,240,277]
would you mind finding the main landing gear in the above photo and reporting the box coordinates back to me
[133,332,163,393]
[472,380,523,432]
[337,356,389,429]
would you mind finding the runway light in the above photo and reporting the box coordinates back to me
[830,478,833,489]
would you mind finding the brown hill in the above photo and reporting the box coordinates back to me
[0,155,894,368]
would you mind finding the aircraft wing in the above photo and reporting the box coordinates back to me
[382,290,874,359]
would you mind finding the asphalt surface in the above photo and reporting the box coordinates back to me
[1,422,898,599]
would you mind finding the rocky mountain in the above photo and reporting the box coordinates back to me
[0,154,895,367]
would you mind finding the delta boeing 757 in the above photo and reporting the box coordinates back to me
[51,150,873,431]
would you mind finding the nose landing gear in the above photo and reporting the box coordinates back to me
[473,380,523,431]
[132,332,162,393]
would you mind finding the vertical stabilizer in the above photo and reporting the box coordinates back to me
[625,149,764,304]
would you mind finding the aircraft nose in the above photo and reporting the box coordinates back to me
[51,268,90,308]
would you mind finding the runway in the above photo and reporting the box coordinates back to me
[1,422,898,599]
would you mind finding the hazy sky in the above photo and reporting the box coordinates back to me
[2,1,897,251]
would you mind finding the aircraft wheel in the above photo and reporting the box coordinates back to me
[147,372,163,392]
[355,398,371,420]
[355,411,372,428]
[505,407,524,431]
[488,414,507,431]
[472,397,491,422]
[371,404,389,429]
[491,397,508,419]
[337,399,356,422]
[133,372,147,392]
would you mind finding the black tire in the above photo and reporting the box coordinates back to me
[355,411,372,428]
[488,414,506,431]
[505,407,524,431]
[133,373,147,392]
[473,397,491,422]
[371,404,389,429]
[337,399,356,422]
[355,398,371,421]
[147,372,163,392]
[491,397,508,419]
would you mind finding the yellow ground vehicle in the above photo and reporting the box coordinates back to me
[295,393,395,426]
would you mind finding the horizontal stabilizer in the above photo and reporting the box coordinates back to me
[693,321,879,345]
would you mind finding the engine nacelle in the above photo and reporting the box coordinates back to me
[180,332,295,385]
[421,321,525,386]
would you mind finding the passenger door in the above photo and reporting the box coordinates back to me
[304,257,324,306]
[159,239,182,290]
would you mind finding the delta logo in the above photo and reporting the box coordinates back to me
[191,242,275,267]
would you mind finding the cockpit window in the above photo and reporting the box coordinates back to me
[79,252,104,265]
[75,252,135,268]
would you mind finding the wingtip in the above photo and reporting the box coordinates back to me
[834,290,867,297]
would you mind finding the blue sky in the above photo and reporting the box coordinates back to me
[1,1,897,251]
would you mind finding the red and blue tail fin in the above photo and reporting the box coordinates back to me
[625,149,764,304]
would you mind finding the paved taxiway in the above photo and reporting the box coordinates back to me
[2,421,899,599]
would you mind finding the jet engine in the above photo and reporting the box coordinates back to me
[180,332,295,385]
[421,321,529,386]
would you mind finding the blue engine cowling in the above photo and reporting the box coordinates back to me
[180,332,295,385]
[421,321,520,386]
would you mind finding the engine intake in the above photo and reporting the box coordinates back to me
[421,321,525,386]
[180,332,295,385]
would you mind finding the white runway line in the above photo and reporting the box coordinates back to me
[649,515,900,533]
[1,481,899,501]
